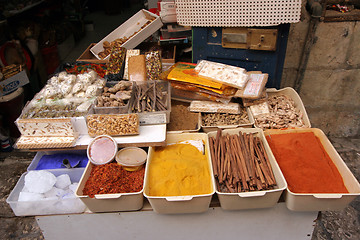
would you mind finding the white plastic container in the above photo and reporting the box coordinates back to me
[87,135,118,165]
[143,133,216,214]
[116,147,147,171]
[6,168,86,216]
[264,128,360,211]
[90,9,163,60]
[254,87,311,129]
[27,149,87,171]
[129,80,171,125]
[207,128,287,210]
[75,161,144,213]
[201,108,254,133]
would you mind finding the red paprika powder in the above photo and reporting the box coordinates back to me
[83,162,145,198]
[266,132,348,194]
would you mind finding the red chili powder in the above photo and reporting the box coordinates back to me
[266,132,348,194]
[83,162,145,198]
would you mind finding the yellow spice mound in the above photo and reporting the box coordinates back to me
[148,143,212,196]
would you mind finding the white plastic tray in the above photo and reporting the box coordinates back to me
[27,149,87,171]
[201,108,254,133]
[75,161,144,213]
[90,9,163,60]
[254,87,311,129]
[207,128,287,210]
[143,133,216,214]
[264,128,360,211]
[7,168,86,216]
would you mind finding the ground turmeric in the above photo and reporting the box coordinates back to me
[148,143,213,196]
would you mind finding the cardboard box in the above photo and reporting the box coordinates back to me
[159,11,177,23]
[90,9,163,60]
[208,128,287,210]
[76,43,108,64]
[159,1,176,11]
[0,70,29,97]
[161,45,176,64]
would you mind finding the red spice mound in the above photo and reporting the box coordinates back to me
[83,162,145,198]
[266,132,348,194]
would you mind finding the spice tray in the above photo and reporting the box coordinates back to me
[129,80,171,125]
[6,168,86,216]
[201,107,254,133]
[143,133,216,214]
[75,161,144,213]
[27,149,87,171]
[93,81,132,114]
[17,99,94,136]
[167,100,201,133]
[264,128,360,211]
[207,128,287,210]
[76,43,108,64]
[85,113,140,137]
[254,87,311,129]
[167,112,201,133]
[90,9,163,60]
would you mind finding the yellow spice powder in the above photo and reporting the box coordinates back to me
[148,143,213,196]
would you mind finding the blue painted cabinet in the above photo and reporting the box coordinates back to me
[192,24,290,89]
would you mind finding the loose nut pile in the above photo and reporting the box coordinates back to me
[87,114,139,137]
[98,38,127,59]
[96,81,132,107]
[255,94,305,129]
[202,111,250,126]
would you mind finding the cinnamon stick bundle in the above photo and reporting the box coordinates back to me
[209,137,218,177]
[209,130,277,193]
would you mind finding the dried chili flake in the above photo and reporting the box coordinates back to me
[82,162,145,198]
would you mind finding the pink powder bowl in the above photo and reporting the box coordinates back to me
[87,135,118,165]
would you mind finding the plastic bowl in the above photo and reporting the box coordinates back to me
[116,147,147,171]
[87,135,118,165]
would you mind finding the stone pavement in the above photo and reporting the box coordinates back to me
[0,137,359,240]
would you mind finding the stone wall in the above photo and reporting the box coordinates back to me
[281,4,360,137]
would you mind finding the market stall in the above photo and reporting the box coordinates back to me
[4,2,360,239]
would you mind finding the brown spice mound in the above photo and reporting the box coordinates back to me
[83,162,145,198]
[168,101,199,131]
